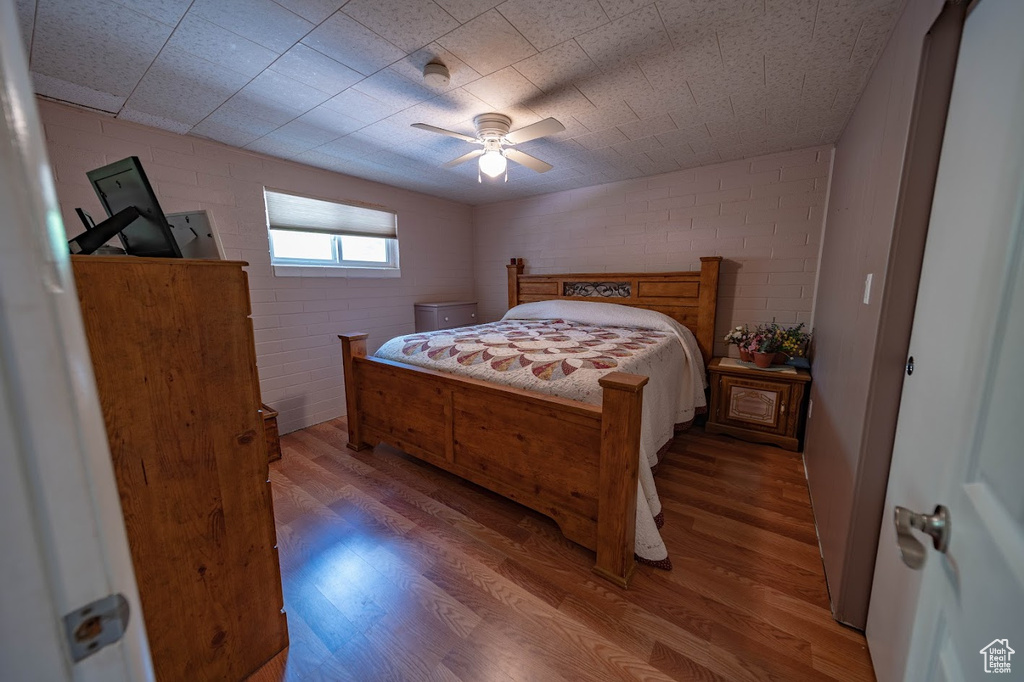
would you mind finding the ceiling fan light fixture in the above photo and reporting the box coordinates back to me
[478,149,507,178]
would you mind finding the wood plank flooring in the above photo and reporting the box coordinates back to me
[248,419,875,681]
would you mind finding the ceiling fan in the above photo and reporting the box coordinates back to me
[411,113,565,182]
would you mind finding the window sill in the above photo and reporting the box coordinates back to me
[272,265,401,279]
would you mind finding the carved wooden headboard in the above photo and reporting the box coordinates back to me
[506,257,722,365]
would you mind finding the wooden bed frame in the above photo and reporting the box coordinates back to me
[339,257,721,587]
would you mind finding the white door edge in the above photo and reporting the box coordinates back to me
[0,1,153,679]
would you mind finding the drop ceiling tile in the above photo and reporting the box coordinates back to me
[191,119,265,148]
[617,113,676,141]
[321,89,399,124]
[462,66,542,110]
[390,44,482,94]
[496,0,608,52]
[418,87,493,123]
[190,0,313,53]
[352,69,435,110]
[244,135,310,158]
[432,0,500,22]
[574,127,628,150]
[576,62,651,107]
[123,46,251,126]
[611,135,661,156]
[117,108,192,134]
[437,10,537,76]
[110,0,192,26]
[576,5,669,64]
[358,120,428,149]
[526,86,595,122]
[688,55,763,104]
[269,44,363,96]
[341,0,460,53]
[655,123,712,149]
[574,100,638,132]
[301,12,406,76]
[241,70,332,114]
[316,133,382,160]
[165,14,280,79]
[31,0,171,100]
[286,106,364,141]
[625,87,696,121]
[512,39,595,92]
[205,93,298,131]
[273,0,347,24]
[595,0,647,20]
[32,72,126,113]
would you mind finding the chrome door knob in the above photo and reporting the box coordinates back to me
[894,504,951,570]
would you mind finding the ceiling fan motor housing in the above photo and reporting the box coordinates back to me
[474,113,512,141]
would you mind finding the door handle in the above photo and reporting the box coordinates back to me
[894,504,950,570]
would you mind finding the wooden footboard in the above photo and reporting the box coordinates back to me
[339,333,647,587]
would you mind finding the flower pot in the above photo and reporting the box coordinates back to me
[739,348,753,362]
[752,351,774,368]
[775,352,788,365]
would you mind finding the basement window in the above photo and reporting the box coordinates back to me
[264,188,399,277]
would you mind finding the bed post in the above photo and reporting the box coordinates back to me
[507,257,524,310]
[697,256,722,363]
[594,371,648,588]
[338,333,370,451]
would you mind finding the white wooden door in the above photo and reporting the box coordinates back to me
[866,0,1024,680]
[0,1,153,679]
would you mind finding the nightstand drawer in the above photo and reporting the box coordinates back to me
[414,301,478,332]
[441,304,478,328]
[706,358,811,451]
[720,376,786,431]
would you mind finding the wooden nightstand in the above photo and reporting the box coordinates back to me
[706,357,812,451]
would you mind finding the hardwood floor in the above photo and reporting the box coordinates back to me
[248,418,875,682]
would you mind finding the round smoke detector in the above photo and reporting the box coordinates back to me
[423,61,450,87]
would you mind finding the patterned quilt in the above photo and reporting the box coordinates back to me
[375,318,677,405]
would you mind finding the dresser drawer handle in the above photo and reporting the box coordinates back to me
[471,313,475,318]
[444,316,449,321]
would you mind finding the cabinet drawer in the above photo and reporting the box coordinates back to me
[414,302,478,331]
[718,375,790,433]
[442,304,477,328]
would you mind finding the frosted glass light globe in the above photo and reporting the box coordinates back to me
[478,150,507,177]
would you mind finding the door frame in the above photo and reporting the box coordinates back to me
[0,1,152,679]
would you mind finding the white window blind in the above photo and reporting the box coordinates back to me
[264,189,397,239]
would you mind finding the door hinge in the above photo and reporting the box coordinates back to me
[63,593,130,662]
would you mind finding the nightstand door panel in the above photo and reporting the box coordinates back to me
[719,376,787,433]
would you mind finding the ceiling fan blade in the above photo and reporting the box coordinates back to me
[411,122,478,143]
[444,149,485,168]
[504,117,565,145]
[504,148,554,173]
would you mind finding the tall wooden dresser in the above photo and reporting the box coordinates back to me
[72,256,288,681]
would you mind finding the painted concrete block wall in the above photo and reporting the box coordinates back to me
[38,99,474,434]
[472,146,833,356]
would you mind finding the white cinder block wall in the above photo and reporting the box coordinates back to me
[39,100,474,434]
[473,146,833,357]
